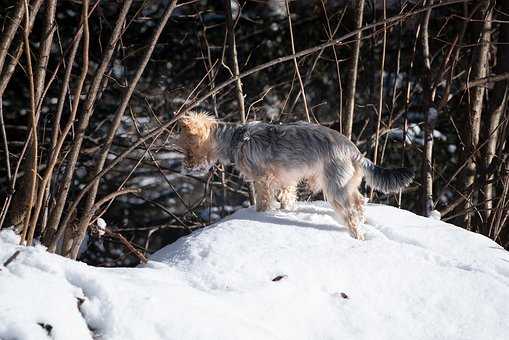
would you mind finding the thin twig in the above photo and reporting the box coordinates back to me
[285,0,311,122]
[102,228,148,264]
[0,1,25,75]
[343,0,365,139]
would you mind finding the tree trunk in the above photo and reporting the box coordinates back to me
[464,1,492,231]
[420,2,434,217]
[481,1,509,234]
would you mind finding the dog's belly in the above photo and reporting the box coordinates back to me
[272,164,322,187]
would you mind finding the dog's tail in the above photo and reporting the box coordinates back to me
[359,157,414,194]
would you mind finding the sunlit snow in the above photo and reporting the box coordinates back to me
[1,202,508,340]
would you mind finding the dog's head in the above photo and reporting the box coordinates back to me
[177,111,218,174]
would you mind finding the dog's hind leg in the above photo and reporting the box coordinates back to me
[323,160,365,240]
[279,185,297,211]
[329,199,361,239]
[352,189,366,224]
[345,168,366,228]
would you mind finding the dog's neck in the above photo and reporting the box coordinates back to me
[213,124,247,164]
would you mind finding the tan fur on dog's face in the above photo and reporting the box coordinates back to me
[177,112,218,170]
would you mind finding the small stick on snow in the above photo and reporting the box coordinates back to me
[272,275,287,282]
[104,228,148,264]
[3,250,21,267]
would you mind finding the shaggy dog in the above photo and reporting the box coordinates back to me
[177,111,414,240]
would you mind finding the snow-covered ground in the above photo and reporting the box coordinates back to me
[1,202,508,340]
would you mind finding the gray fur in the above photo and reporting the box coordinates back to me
[361,158,414,194]
[214,121,413,193]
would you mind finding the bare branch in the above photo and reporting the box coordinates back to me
[285,0,311,122]
[45,0,135,251]
[67,0,178,260]
[343,0,364,139]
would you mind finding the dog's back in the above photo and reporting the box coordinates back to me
[237,121,358,164]
[236,121,413,194]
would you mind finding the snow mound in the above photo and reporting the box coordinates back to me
[1,202,508,340]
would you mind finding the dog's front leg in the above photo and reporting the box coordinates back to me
[254,177,275,212]
[279,185,297,211]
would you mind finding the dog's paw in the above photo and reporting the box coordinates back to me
[356,232,365,241]
[350,229,365,241]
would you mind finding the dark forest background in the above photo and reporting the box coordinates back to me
[0,0,508,266]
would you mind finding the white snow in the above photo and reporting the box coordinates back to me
[96,218,107,232]
[1,202,508,340]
